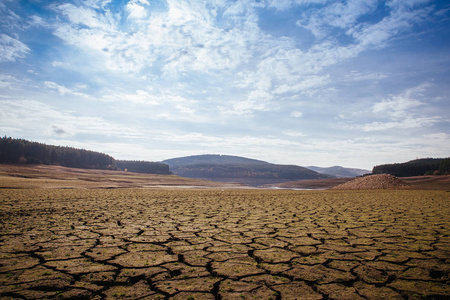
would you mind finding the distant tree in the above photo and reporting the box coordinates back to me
[116,160,171,175]
[439,158,450,175]
[0,136,115,170]
[372,158,444,177]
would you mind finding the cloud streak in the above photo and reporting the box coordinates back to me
[0,33,29,62]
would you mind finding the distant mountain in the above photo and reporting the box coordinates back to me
[163,154,267,168]
[162,154,333,186]
[306,166,371,178]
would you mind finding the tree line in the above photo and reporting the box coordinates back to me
[171,163,331,180]
[115,160,170,175]
[372,158,450,177]
[0,136,170,174]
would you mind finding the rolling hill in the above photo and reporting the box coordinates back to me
[306,166,371,178]
[162,154,333,186]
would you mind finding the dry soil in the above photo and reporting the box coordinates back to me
[0,188,449,299]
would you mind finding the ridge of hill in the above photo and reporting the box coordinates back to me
[162,154,268,168]
[162,154,333,186]
[306,166,370,178]
[372,157,450,177]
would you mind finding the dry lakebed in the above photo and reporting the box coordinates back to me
[0,188,449,299]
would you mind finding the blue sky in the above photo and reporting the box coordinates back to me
[1,0,449,169]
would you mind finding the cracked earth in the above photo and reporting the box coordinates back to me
[0,189,449,299]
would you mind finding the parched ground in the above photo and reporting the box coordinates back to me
[0,189,449,299]
[266,175,450,190]
[0,165,244,189]
[331,174,410,190]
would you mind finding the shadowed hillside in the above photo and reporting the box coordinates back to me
[163,154,332,186]
[306,166,370,178]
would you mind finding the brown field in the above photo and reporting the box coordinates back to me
[0,165,244,189]
[1,187,449,299]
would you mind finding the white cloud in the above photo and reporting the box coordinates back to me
[294,133,450,169]
[43,81,91,99]
[126,1,148,19]
[347,83,442,132]
[268,0,327,10]
[46,0,434,104]
[53,3,114,30]
[387,0,431,9]
[361,117,440,131]
[344,71,388,81]
[372,83,430,119]
[0,74,21,89]
[274,74,329,94]
[283,130,306,137]
[156,131,299,149]
[228,89,274,116]
[373,97,423,119]
[81,0,113,9]
[102,89,160,105]
[28,15,47,27]
[44,81,73,96]
[291,111,303,118]
[0,33,29,62]
[297,0,378,39]
[50,1,259,76]
[350,3,432,50]
[0,99,142,139]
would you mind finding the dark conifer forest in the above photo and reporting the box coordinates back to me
[0,137,170,174]
[372,158,450,177]
[115,160,170,175]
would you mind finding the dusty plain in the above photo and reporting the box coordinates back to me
[0,165,449,299]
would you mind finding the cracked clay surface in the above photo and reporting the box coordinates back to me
[0,189,449,299]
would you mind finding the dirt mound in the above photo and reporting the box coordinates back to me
[332,174,410,190]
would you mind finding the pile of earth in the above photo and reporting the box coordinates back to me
[332,174,410,190]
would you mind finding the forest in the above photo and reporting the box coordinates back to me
[115,160,171,175]
[0,136,115,169]
[170,163,331,181]
[372,158,450,177]
[0,137,170,174]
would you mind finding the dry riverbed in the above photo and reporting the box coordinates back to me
[0,189,449,299]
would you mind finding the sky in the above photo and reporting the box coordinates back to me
[1,0,449,170]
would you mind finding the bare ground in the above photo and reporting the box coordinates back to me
[0,164,245,189]
[331,174,410,190]
[1,164,448,190]
[0,165,449,299]
[266,175,450,190]
[0,188,449,299]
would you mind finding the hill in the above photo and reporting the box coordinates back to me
[163,154,267,168]
[372,157,450,177]
[332,174,410,190]
[162,154,332,186]
[0,136,170,175]
[306,166,370,178]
